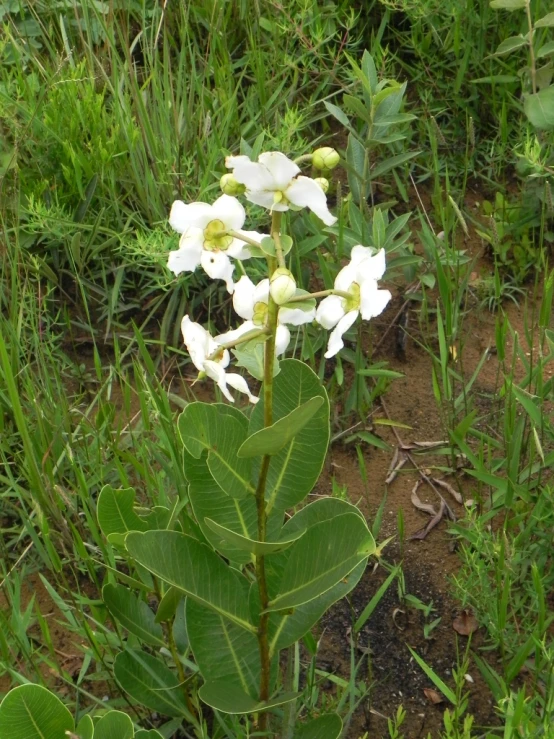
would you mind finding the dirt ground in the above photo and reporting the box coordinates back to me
[1,186,552,737]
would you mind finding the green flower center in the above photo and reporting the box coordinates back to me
[343,282,361,312]
[203,219,233,251]
[252,301,268,326]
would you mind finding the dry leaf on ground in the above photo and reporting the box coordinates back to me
[453,610,478,636]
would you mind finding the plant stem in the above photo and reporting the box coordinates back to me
[285,288,351,302]
[526,0,537,95]
[206,327,269,361]
[227,229,263,249]
[254,212,281,733]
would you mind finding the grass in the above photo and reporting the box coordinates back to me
[1,0,553,737]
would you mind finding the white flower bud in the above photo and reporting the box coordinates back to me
[312,147,340,170]
[220,173,245,196]
[314,177,330,193]
[270,268,297,305]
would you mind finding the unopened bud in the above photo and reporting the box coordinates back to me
[312,147,340,170]
[314,177,330,193]
[220,173,245,196]
[270,268,296,305]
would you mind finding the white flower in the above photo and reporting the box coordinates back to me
[181,316,258,404]
[216,275,315,357]
[316,246,392,358]
[225,152,337,226]
[168,194,265,293]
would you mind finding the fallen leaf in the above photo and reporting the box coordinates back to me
[453,610,478,636]
[410,481,437,516]
[392,608,406,631]
[410,499,446,540]
[424,688,444,704]
[432,477,464,505]
[385,448,408,485]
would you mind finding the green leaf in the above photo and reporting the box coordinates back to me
[267,513,374,611]
[537,41,554,58]
[249,360,329,512]
[103,583,165,647]
[490,0,527,8]
[135,731,164,738]
[524,86,554,129]
[204,518,305,555]
[345,134,366,204]
[97,485,147,541]
[535,11,554,27]
[370,150,420,180]
[238,397,324,458]
[76,714,94,739]
[198,682,299,715]
[93,711,134,739]
[187,600,262,698]
[296,713,343,738]
[408,646,457,705]
[178,403,253,498]
[281,289,316,313]
[126,531,255,632]
[155,587,182,624]
[114,650,190,717]
[494,35,528,56]
[186,447,259,565]
[323,101,351,130]
[259,235,293,257]
[0,684,74,739]
[234,341,278,382]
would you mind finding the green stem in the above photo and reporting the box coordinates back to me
[206,328,269,361]
[255,212,281,733]
[293,153,313,165]
[525,0,537,95]
[227,229,263,249]
[285,288,351,303]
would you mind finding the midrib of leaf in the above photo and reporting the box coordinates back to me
[118,660,184,712]
[219,615,252,695]
[265,438,295,514]
[208,448,255,495]
[22,697,46,739]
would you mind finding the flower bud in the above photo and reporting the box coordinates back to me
[270,268,297,305]
[220,173,245,196]
[314,177,330,193]
[312,147,340,171]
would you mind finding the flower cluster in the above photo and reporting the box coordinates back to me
[168,149,391,402]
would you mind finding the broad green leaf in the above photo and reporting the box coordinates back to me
[97,485,147,541]
[155,586,182,623]
[259,234,293,257]
[234,341,279,382]
[172,598,189,654]
[490,0,527,8]
[126,531,255,632]
[103,583,164,647]
[323,100,351,130]
[93,711,134,739]
[537,41,554,58]
[204,518,304,555]
[135,732,164,738]
[296,713,343,738]
[114,650,189,717]
[267,513,374,611]
[238,397,324,458]
[524,86,554,129]
[494,35,528,56]
[0,684,74,739]
[535,12,554,27]
[282,497,366,534]
[186,448,258,565]
[140,506,172,530]
[187,600,262,698]
[249,360,329,512]
[198,682,299,714]
[76,714,94,739]
[178,403,253,499]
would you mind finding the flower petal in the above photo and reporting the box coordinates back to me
[200,250,235,293]
[252,278,270,305]
[232,276,256,320]
[169,200,190,233]
[215,320,257,346]
[315,294,345,330]
[275,324,291,356]
[245,190,284,210]
[324,310,359,359]
[204,361,235,403]
[231,160,276,191]
[225,373,259,404]
[285,176,337,226]
[212,194,246,230]
[334,263,357,292]
[278,305,315,326]
[359,282,392,320]
[355,247,387,283]
[259,152,300,190]
[167,231,203,275]
[181,201,213,229]
[181,317,209,371]
[225,154,251,169]
[350,245,374,266]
